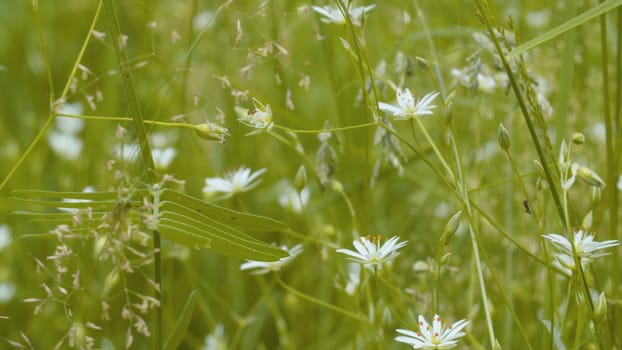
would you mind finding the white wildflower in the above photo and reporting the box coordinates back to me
[0,224,11,250]
[202,324,227,350]
[378,88,439,120]
[203,167,267,199]
[235,98,273,135]
[311,3,375,26]
[337,235,407,269]
[0,282,16,303]
[543,230,619,271]
[396,314,470,349]
[151,147,177,170]
[240,244,303,275]
[48,132,83,161]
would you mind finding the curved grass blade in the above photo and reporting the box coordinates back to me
[158,209,287,260]
[159,188,288,233]
[508,0,622,59]
[163,290,198,350]
[11,189,125,200]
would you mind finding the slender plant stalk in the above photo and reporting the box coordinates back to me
[102,0,162,348]
[0,1,103,192]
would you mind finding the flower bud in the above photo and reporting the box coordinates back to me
[195,122,230,143]
[498,123,510,151]
[295,166,307,193]
[440,210,462,247]
[595,292,607,324]
[576,166,606,189]
[533,160,546,180]
[440,252,451,265]
[582,211,592,229]
[591,187,601,207]
[572,132,585,145]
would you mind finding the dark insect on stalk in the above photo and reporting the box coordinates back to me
[523,199,531,214]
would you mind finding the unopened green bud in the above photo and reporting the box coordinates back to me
[440,252,451,265]
[294,166,307,192]
[576,166,606,189]
[572,132,585,145]
[595,292,607,324]
[498,123,510,151]
[195,122,230,143]
[533,160,546,180]
[440,211,462,247]
[330,179,343,193]
[582,211,592,229]
[591,187,602,207]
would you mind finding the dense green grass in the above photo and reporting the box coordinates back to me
[1,0,621,349]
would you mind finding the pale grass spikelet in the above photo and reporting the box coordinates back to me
[378,88,440,120]
[337,235,407,270]
[396,314,470,349]
[240,244,303,275]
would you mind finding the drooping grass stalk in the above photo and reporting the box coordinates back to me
[102,0,162,348]
[0,1,103,192]
[600,0,621,314]
[555,0,578,140]
[475,0,566,228]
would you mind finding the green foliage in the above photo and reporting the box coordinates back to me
[0,0,621,349]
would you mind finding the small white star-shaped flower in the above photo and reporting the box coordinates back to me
[311,3,375,26]
[337,235,407,269]
[240,244,303,275]
[543,230,619,270]
[396,314,469,349]
[235,98,273,135]
[378,88,440,120]
[203,167,267,199]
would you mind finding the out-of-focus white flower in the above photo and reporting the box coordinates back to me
[543,230,619,271]
[311,3,375,26]
[344,262,361,295]
[114,143,140,162]
[193,10,216,32]
[55,117,84,135]
[0,282,16,303]
[235,98,273,135]
[617,174,622,191]
[202,324,227,350]
[59,186,95,213]
[0,224,11,250]
[203,167,267,199]
[152,147,177,170]
[277,181,310,213]
[48,132,84,161]
[526,9,551,28]
[378,88,439,120]
[396,314,470,349]
[337,235,407,269]
[240,244,303,275]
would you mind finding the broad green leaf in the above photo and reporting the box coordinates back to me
[157,220,212,250]
[163,290,198,350]
[159,188,288,232]
[158,207,287,260]
[508,0,622,59]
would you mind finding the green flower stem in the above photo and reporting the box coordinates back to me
[102,0,162,348]
[275,276,368,323]
[273,122,377,134]
[475,0,566,228]
[57,113,197,130]
[448,128,496,347]
[0,1,103,192]
[413,117,456,183]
